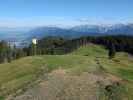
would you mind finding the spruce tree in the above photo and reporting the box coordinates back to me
[7,44,12,63]
[108,43,116,59]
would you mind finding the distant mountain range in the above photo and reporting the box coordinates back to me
[70,24,133,35]
[27,24,133,39]
[0,24,133,47]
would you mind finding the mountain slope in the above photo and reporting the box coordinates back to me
[1,24,133,48]
[71,24,133,35]
[26,24,133,40]
[26,27,82,39]
[0,44,133,99]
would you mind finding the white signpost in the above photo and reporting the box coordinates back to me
[32,38,37,55]
[32,38,37,45]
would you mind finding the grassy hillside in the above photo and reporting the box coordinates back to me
[71,44,108,57]
[0,55,98,99]
[72,44,133,99]
[0,44,133,99]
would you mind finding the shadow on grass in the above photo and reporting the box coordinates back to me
[97,81,128,100]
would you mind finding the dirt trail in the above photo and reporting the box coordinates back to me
[10,67,124,100]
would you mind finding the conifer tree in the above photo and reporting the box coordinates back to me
[108,43,116,59]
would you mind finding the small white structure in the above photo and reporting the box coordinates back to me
[32,38,37,45]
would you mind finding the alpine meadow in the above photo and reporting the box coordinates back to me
[0,0,133,100]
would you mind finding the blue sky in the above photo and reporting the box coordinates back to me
[0,0,133,27]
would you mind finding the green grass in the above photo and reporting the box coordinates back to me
[96,52,133,99]
[0,96,4,100]
[72,44,133,99]
[71,44,108,57]
[0,44,133,99]
[0,55,97,97]
[98,52,133,81]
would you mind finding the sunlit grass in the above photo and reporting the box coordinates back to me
[0,44,133,99]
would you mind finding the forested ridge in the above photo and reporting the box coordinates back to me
[0,35,133,63]
[35,35,133,55]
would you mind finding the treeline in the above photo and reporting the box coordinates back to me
[34,35,133,55]
[0,35,133,63]
[0,41,28,63]
[91,35,133,54]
